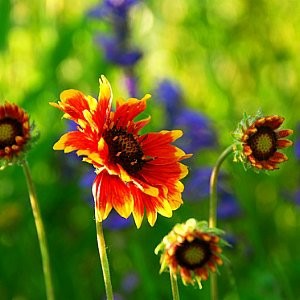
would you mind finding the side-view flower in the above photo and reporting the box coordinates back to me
[0,102,54,300]
[0,102,32,168]
[233,112,293,170]
[155,218,227,288]
[50,75,191,228]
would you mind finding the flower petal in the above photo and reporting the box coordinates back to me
[132,116,151,134]
[53,131,96,153]
[113,94,150,128]
[276,129,293,138]
[93,172,112,222]
[94,75,113,133]
[277,139,293,148]
[140,130,188,162]
[93,170,134,221]
[269,151,288,163]
[263,115,284,130]
[50,89,97,122]
[130,185,145,228]
[140,162,189,187]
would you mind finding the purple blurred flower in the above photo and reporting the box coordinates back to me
[294,189,300,205]
[103,211,133,230]
[96,35,142,66]
[121,272,140,293]
[88,0,139,19]
[295,138,300,159]
[173,109,217,153]
[217,192,242,219]
[183,167,212,200]
[156,80,216,153]
[123,74,138,97]
[286,189,300,206]
[156,79,183,116]
[88,0,143,69]
[293,123,299,159]
[184,167,241,219]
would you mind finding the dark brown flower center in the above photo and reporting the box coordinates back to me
[247,126,277,161]
[0,117,23,149]
[104,127,145,174]
[175,238,212,270]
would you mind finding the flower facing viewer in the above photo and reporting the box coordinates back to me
[51,76,190,228]
[233,112,293,170]
[0,102,34,168]
[155,219,227,288]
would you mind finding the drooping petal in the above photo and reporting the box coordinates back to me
[130,183,173,227]
[93,172,113,222]
[93,170,134,221]
[166,181,184,210]
[130,185,145,228]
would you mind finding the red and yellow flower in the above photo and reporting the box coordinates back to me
[51,76,191,228]
[233,112,293,170]
[0,102,33,168]
[155,219,227,288]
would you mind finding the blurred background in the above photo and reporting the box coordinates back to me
[1,0,300,299]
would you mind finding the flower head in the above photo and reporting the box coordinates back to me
[0,102,35,168]
[233,111,293,170]
[50,76,191,228]
[155,219,227,288]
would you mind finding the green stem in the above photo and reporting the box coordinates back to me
[209,144,234,228]
[22,160,54,300]
[95,214,114,300]
[169,270,180,300]
[209,144,234,300]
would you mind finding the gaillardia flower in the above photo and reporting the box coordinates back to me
[50,76,191,228]
[0,102,33,168]
[233,112,293,170]
[155,219,227,288]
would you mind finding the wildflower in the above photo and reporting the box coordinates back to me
[88,0,142,97]
[156,79,183,117]
[96,36,142,67]
[155,219,227,288]
[217,192,242,219]
[88,0,139,20]
[233,112,293,170]
[50,76,190,228]
[294,123,300,159]
[156,80,217,152]
[88,0,142,68]
[0,102,35,168]
[173,110,217,153]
